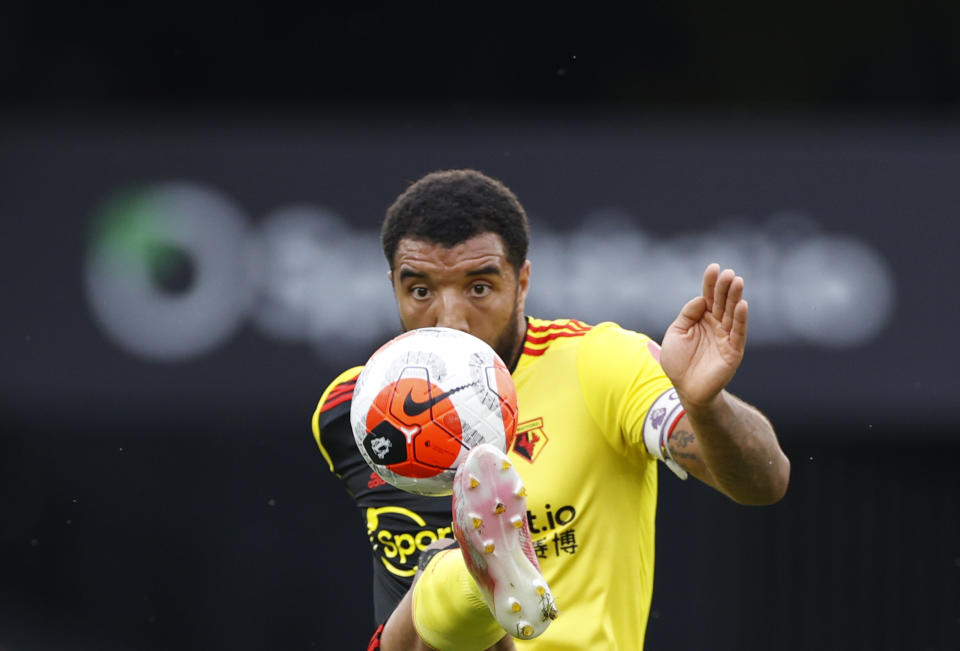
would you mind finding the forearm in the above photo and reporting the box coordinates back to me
[680,392,790,505]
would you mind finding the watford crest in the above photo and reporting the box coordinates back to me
[512,417,548,463]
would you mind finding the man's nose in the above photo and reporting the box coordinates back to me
[433,291,470,332]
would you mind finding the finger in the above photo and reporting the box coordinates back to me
[712,268,735,322]
[729,299,749,352]
[671,296,708,331]
[701,263,720,312]
[721,275,744,333]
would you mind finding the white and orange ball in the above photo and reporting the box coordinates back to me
[351,327,518,496]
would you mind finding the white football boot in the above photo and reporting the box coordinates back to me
[451,443,559,640]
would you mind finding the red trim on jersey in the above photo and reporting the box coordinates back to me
[525,329,591,345]
[522,321,591,357]
[320,372,360,413]
[327,382,355,399]
[321,391,353,413]
[526,320,590,334]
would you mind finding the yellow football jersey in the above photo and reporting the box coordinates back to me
[509,317,676,649]
[313,316,679,647]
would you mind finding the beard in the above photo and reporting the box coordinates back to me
[492,300,527,371]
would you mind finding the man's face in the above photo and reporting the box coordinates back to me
[390,232,530,367]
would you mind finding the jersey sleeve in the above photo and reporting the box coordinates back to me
[311,366,363,475]
[577,322,677,466]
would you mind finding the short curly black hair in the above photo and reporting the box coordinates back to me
[381,169,530,272]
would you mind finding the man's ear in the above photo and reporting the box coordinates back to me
[518,260,531,297]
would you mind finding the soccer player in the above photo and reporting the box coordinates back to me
[312,169,790,650]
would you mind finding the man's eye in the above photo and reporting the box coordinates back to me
[471,284,491,297]
[412,287,430,299]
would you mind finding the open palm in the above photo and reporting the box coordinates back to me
[660,264,748,408]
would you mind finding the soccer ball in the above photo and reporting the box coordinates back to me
[350,327,519,496]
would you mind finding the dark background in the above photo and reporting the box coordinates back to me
[2,4,959,651]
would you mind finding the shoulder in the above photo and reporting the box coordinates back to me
[523,318,664,399]
[583,321,659,353]
[315,366,364,425]
[522,317,658,359]
[311,366,364,471]
[577,321,664,378]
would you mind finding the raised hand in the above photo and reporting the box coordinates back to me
[659,263,748,409]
